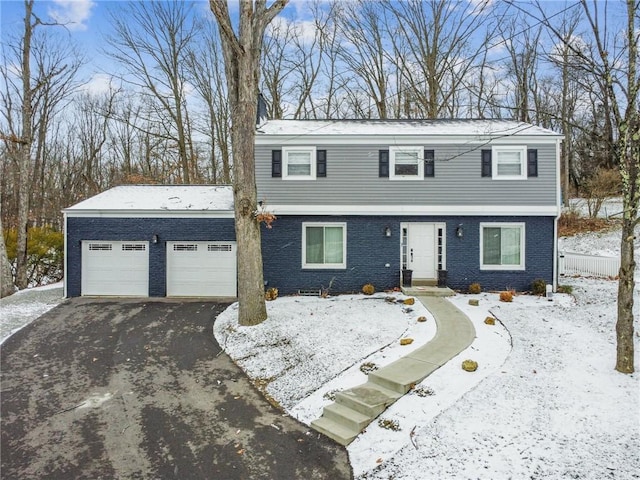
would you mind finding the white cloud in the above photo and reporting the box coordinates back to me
[48,0,96,31]
[81,73,118,95]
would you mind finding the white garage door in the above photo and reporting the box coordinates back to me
[166,242,237,297]
[82,241,149,296]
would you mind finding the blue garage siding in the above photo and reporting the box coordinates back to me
[261,215,555,295]
[66,217,235,297]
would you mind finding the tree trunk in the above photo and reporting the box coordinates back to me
[614,0,638,374]
[15,0,34,289]
[210,0,288,326]
[616,214,636,373]
[0,201,16,298]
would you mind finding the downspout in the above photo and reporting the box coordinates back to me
[553,137,563,291]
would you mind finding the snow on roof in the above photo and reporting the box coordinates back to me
[257,119,561,137]
[64,185,234,212]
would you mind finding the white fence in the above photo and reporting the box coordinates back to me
[559,251,620,278]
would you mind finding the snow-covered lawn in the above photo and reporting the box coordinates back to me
[0,282,63,344]
[215,219,639,478]
[216,279,639,479]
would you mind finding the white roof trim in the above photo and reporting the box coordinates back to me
[267,204,560,216]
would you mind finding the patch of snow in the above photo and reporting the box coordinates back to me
[77,392,114,410]
[257,119,560,138]
[63,185,234,212]
[214,293,434,410]
[0,282,64,344]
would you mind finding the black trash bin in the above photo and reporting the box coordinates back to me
[402,269,413,287]
[437,269,448,287]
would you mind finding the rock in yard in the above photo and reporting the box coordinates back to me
[462,359,478,372]
[400,338,414,346]
[468,299,480,306]
[403,297,415,305]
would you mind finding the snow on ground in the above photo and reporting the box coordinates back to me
[0,282,64,345]
[216,209,639,479]
[214,293,438,410]
[2,203,638,478]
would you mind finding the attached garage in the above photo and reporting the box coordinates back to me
[64,185,236,298]
[82,241,149,296]
[166,241,236,297]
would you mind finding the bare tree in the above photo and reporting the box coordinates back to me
[335,0,393,119]
[385,0,494,118]
[209,0,288,326]
[531,0,638,373]
[185,25,232,184]
[0,199,15,298]
[0,0,82,289]
[105,0,199,183]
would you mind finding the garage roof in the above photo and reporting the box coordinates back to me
[64,185,234,217]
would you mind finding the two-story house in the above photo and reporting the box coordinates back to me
[62,119,561,298]
[256,119,562,294]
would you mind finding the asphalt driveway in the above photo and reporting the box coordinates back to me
[1,298,352,479]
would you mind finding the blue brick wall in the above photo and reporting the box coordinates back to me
[262,215,555,294]
[66,217,235,297]
[67,214,554,297]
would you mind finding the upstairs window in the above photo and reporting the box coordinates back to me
[283,147,316,180]
[491,146,527,180]
[389,146,423,180]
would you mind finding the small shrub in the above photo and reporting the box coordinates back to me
[557,284,573,294]
[403,297,415,305]
[362,283,375,295]
[417,316,427,323]
[462,359,478,372]
[531,278,547,296]
[360,362,378,374]
[400,338,414,345]
[499,291,513,302]
[468,282,482,294]
[378,418,401,431]
[413,386,435,397]
[265,287,279,301]
[323,389,339,401]
[484,316,496,325]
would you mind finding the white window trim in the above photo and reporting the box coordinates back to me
[480,222,526,271]
[302,222,347,269]
[492,145,527,180]
[389,145,423,180]
[282,146,316,180]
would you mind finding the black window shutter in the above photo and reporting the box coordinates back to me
[272,150,282,177]
[527,149,538,177]
[481,149,492,177]
[379,150,389,178]
[424,149,435,177]
[317,150,327,177]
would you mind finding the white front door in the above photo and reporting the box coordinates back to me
[404,223,446,280]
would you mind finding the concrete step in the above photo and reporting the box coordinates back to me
[322,402,372,431]
[368,357,439,394]
[335,383,401,417]
[310,417,360,446]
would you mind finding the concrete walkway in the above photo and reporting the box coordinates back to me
[311,295,476,445]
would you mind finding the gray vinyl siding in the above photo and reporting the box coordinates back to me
[256,143,557,206]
